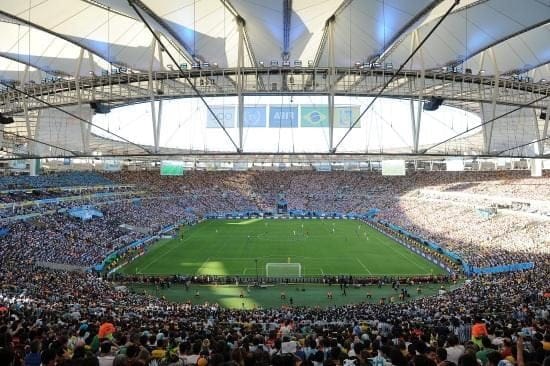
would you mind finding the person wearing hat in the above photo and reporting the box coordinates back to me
[471,318,488,348]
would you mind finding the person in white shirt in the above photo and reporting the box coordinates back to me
[98,341,116,366]
[445,335,465,365]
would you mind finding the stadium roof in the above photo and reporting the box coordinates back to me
[0,0,549,161]
[0,0,547,76]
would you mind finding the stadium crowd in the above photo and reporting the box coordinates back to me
[0,170,549,366]
[0,257,548,366]
[0,198,196,266]
[106,170,549,268]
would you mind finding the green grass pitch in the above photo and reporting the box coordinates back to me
[120,219,445,277]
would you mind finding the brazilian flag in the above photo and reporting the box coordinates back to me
[301,106,329,127]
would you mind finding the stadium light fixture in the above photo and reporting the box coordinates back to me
[0,113,14,125]
[270,60,278,67]
[294,60,302,67]
[479,69,485,75]
[282,60,290,67]
[307,60,313,67]
[354,62,361,68]
[259,61,265,67]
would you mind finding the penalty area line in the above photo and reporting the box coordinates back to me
[356,258,373,275]
[195,257,211,276]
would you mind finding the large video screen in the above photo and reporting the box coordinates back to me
[160,161,185,176]
[381,160,406,176]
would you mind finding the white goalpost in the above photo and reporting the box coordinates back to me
[265,263,302,277]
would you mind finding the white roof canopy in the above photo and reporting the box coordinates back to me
[0,0,546,78]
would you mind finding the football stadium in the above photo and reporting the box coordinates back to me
[0,1,549,365]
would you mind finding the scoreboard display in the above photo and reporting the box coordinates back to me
[160,161,184,176]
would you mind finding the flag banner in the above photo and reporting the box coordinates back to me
[301,105,329,127]
[243,106,267,127]
[335,106,361,128]
[269,106,298,128]
[206,106,235,128]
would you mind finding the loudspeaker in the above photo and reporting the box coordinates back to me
[423,96,444,111]
[0,113,14,125]
[90,102,111,114]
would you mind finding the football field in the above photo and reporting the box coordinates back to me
[120,219,444,277]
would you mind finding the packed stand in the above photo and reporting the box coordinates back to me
[0,170,549,365]
[107,170,550,269]
[0,172,113,190]
[0,259,548,366]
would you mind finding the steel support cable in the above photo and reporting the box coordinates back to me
[127,0,241,153]
[0,82,153,154]
[496,133,550,156]
[1,129,78,156]
[333,0,461,152]
[423,94,548,153]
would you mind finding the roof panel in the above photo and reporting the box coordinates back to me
[0,19,110,76]
[319,0,434,67]
[230,0,284,63]
[460,24,550,75]
[288,0,340,63]
[1,0,162,70]
[0,56,51,83]
[141,0,242,67]
[385,0,550,70]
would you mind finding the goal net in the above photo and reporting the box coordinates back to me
[265,263,302,277]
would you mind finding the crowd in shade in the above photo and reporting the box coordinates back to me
[0,188,139,219]
[0,198,196,266]
[0,186,136,204]
[0,170,548,366]
[0,172,114,190]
